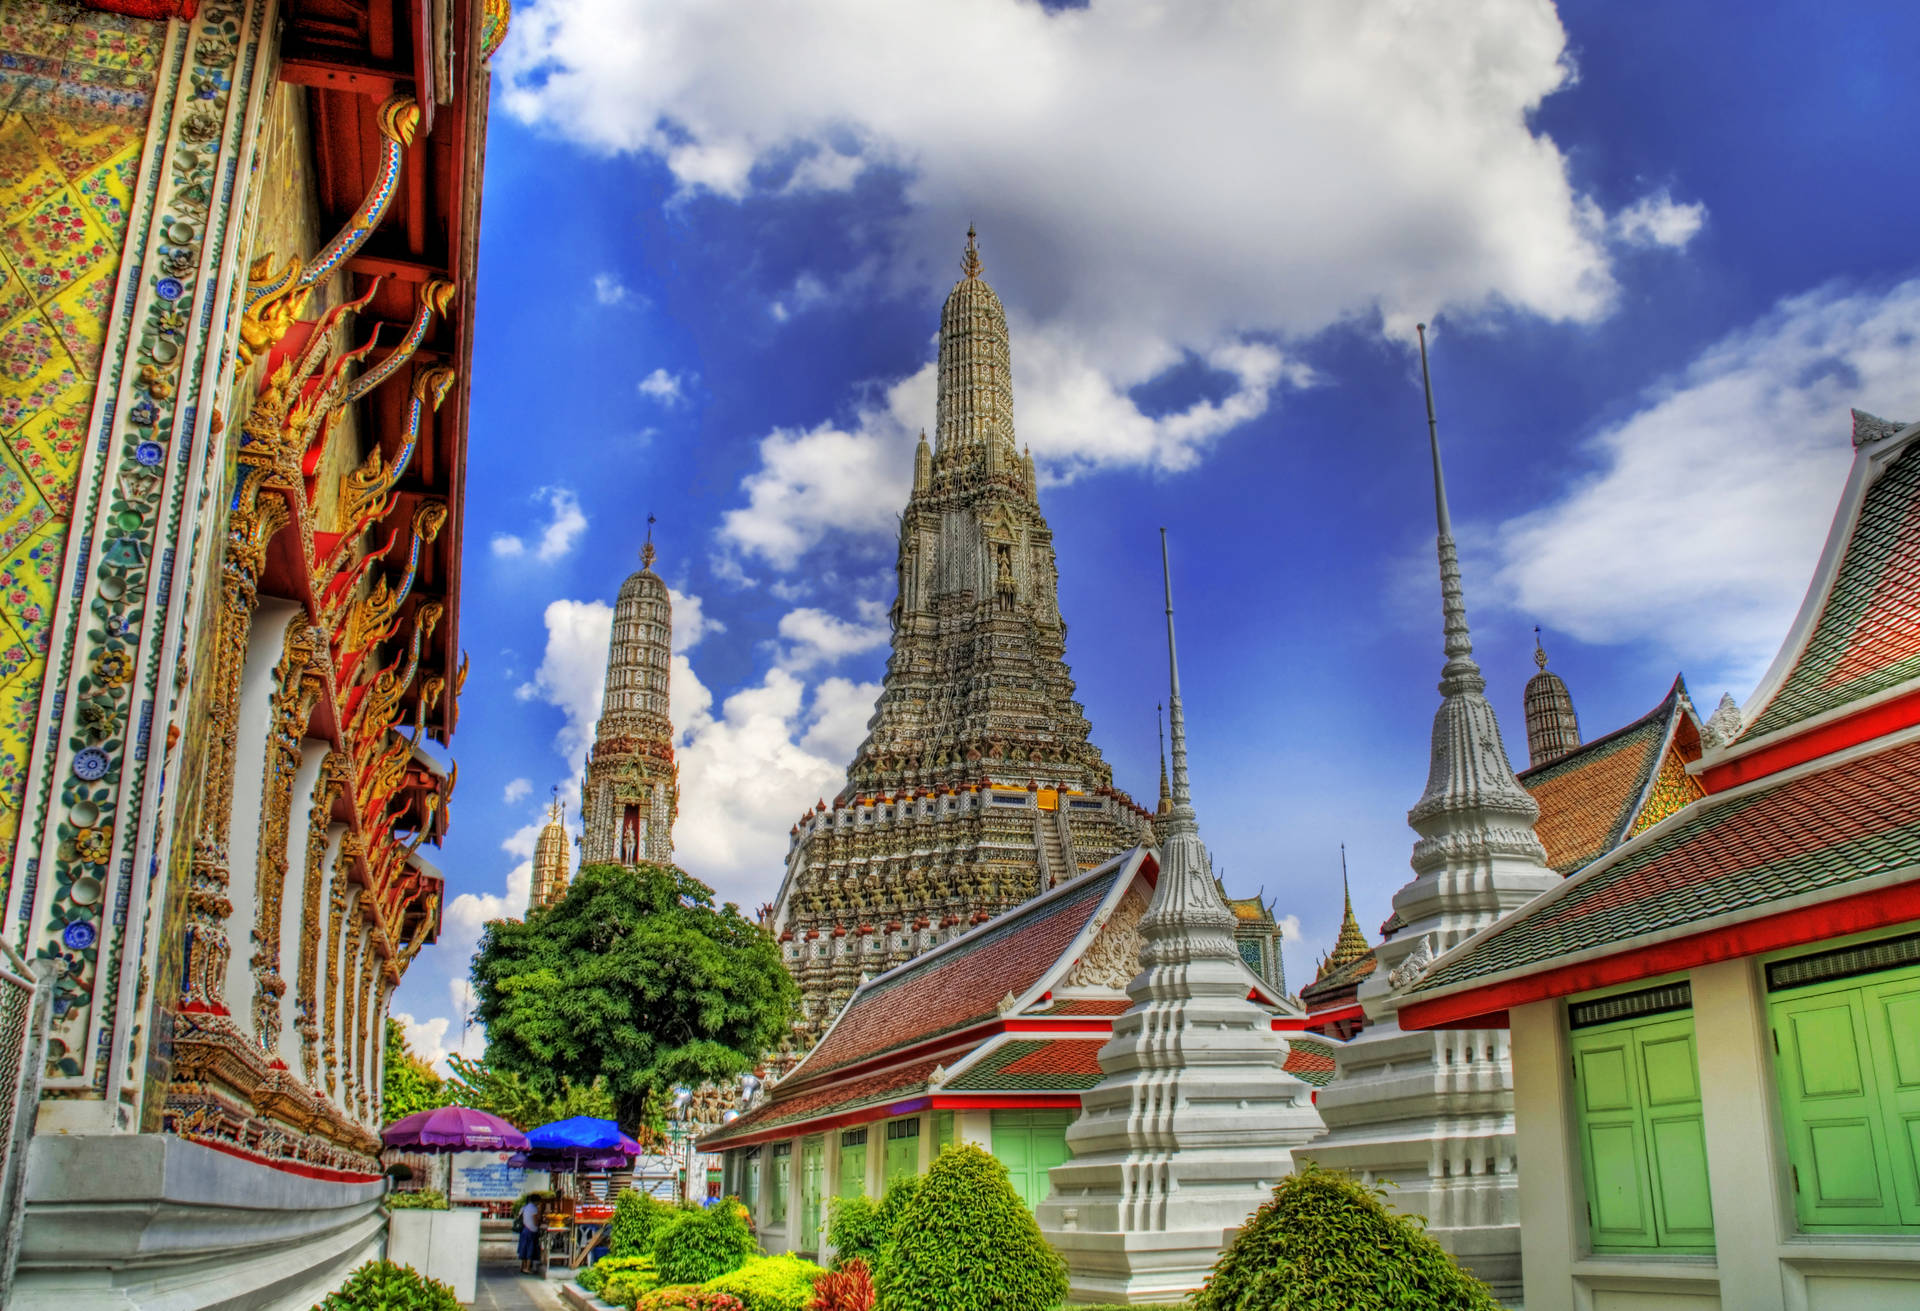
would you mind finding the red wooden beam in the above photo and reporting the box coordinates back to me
[1699,686,1920,792]
[79,0,197,18]
[1398,879,1920,1030]
[279,56,401,97]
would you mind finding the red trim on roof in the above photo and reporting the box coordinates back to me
[80,0,199,16]
[1302,1003,1363,1027]
[929,1094,1086,1110]
[1699,685,1920,793]
[1004,1017,1113,1034]
[1400,881,1920,1030]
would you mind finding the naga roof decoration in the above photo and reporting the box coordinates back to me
[1725,415,1920,749]
[1404,413,1920,1025]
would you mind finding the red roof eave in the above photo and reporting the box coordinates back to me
[1399,876,1920,1031]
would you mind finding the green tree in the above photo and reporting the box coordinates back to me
[1192,1165,1500,1311]
[470,862,796,1124]
[382,1019,451,1125]
[442,1052,617,1128]
[874,1144,1066,1311]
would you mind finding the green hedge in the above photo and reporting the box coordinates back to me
[1192,1166,1500,1311]
[385,1188,449,1210]
[825,1195,883,1271]
[652,1200,756,1286]
[316,1260,458,1311]
[873,1144,1066,1311]
[610,1190,678,1257]
[702,1254,823,1311]
[582,1255,658,1296]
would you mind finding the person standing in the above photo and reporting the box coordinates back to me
[517,1195,543,1275]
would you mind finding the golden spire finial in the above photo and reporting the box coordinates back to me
[547,785,563,824]
[642,512,657,569]
[961,224,982,280]
[1534,625,1549,671]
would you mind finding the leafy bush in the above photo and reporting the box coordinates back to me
[582,1255,657,1296]
[872,1144,1066,1311]
[702,1254,823,1311]
[317,1259,459,1311]
[611,1190,676,1257]
[825,1195,883,1270]
[806,1258,874,1311]
[385,1188,449,1210]
[652,1198,755,1285]
[1192,1165,1500,1311]
[636,1288,747,1311]
[602,1276,649,1310]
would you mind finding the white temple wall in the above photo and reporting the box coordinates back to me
[310,822,346,1087]
[222,599,302,1025]
[273,743,330,1069]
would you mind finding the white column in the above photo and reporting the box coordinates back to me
[1692,959,1787,1311]
[956,1110,992,1150]
[867,1125,884,1197]
[276,742,329,1071]
[223,599,301,1023]
[1510,998,1578,1311]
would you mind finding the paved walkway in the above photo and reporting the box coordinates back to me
[473,1259,569,1311]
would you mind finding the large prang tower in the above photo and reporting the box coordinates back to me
[581,532,678,866]
[771,230,1152,1041]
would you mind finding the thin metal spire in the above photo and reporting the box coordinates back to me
[1160,528,1194,818]
[1535,624,1549,671]
[1416,323,1481,688]
[1340,842,1351,909]
[642,512,657,569]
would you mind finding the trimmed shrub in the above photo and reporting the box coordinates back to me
[702,1254,823,1311]
[602,1276,649,1310]
[385,1188,449,1210]
[806,1257,874,1311]
[1192,1165,1501,1311]
[582,1255,658,1296]
[636,1288,747,1311]
[872,1144,1066,1311]
[652,1197,755,1285]
[317,1259,459,1311]
[610,1190,676,1258]
[825,1195,883,1271]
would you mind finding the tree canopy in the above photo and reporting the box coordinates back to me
[382,1018,451,1125]
[442,1053,615,1129]
[469,861,797,1124]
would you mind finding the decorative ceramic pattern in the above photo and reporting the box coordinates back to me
[9,0,271,1097]
[0,0,162,897]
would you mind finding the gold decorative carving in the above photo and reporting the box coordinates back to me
[322,847,359,1101]
[295,755,349,1085]
[249,619,326,1049]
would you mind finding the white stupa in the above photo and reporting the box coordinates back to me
[1036,531,1325,1305]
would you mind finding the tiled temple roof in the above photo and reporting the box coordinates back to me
[792,859,1133,1084]
[942,1039,1107,1091]
[1282,1036,1340,1088]
[1516,677,1702,874]
[1415,730,1920,996]
[1737,431,1920,744]
[705,1061,942,1141]
[1298,949,1376,1010]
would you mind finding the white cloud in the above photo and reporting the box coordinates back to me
[774,604,889,671]
[516,598,615,771]
[443,829,534,955]
[393,979,490,1076]
[1276,913,1303,944]
[1488,278,1920,692]
[639,368,688,405]
[493,487,589,565]
[502,0,1708,565]
[593,272,634,306]
[1613,188,1707,249]
[503,777,533,804]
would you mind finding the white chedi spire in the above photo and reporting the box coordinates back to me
[1036,530,1324,1305]
[1296,325,1559,1303]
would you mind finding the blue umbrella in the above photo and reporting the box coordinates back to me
[526,1116,629,1154]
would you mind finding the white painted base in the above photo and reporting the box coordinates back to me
[13,1133,387,1311]
[388,1208,480,1303]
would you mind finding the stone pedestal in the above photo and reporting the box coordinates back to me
[388,1207,480,1303]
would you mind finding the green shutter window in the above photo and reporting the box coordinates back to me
[1569,989,1714,1254]
[884,1117,920,1184]
[800,1136,825,1252]
[742,1146,761,1216]
[1768,942,1920,1233]
[839,1127,869,1199]
[932,1110,954,1156]
[770,1143,791,1225]
[990,1109,1075,1210]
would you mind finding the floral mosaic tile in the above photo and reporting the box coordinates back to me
[7,391,88,511]
[0,444,44,552]
[41,118,140,181]
[0,657,40,821]
[75,148,137,241]
[3,185,112,303]
[0,3,73,62]
[0,255,35,325]
[45,259,114,374]
[0,522,60,656]
[0,114,64,213]
[0,314,79,429]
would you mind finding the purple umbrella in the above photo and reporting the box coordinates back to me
[384,1106,530,1152]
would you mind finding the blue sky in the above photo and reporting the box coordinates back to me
[393,0,1920,1065]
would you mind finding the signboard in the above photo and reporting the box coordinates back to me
[450,1151,533,1202]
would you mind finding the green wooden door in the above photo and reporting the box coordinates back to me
[838,1129,868,1199]
[770,1144,791,1225]
[1772,966,1920,1230]
[800,1136,825,1251]
[1571,1013,1713,1252]
[884,1118,919,1185]
[990,1109,1075,1210]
